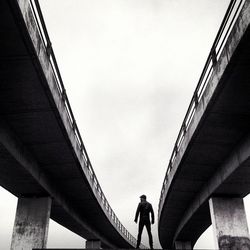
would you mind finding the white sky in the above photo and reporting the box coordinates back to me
[2,0,250,249]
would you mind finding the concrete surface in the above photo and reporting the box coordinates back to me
[209,197,250,249]
[86,240,102,249]
[0,0,135,248]
[159,0,250,248]
[11,197,51,250]
[174,241,192,250]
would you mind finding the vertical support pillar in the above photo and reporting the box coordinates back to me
[209,197,250,249]
[174,241,192,249]
[11,197,52,250]
[86,239,102,249]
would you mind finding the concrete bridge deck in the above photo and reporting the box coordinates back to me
[158,0,250,249]
[0,0,137,248]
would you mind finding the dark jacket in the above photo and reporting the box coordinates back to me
[135,201,154,224]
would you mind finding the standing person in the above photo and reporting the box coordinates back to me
[134,195,154,249]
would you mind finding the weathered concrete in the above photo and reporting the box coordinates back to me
[158,0,250,248]
[11,197,51,250]
[0,0,136,248]
[209,197,250,250]
[174,241,192,250]
[86,240,102,249]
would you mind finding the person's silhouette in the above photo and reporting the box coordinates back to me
[134,195,154,249]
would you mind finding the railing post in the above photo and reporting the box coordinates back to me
[194,92,199,107]
[46,40,52,57]
[182,123,187,134]
[211,46,217,66]
[174,144,178,156]
[72,120,76,131]
[168,159,173,172]
[61,89,66,102]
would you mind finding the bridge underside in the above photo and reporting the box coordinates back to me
[159,1,250,248]
[177,26,250,243]
[0,0,133,248]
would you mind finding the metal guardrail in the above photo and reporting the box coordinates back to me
[158,0,245,214]
[28,0,139,247]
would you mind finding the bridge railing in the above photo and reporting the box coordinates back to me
[159,0,245,215]
[28,0,138,247]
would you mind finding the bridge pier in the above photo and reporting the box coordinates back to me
[174,241,192,249]
[10,197,52,250]
[209,197,250,250]
[85,239,102,249]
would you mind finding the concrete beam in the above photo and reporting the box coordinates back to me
[209,197,250,249]
[11,197,51,250]
[174,241,192,250]
[86,239,102,249]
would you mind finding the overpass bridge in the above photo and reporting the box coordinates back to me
[0,0,139,249]
[158,0,250,249]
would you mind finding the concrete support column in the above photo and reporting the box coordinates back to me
[86,239,102,249]
[174,241,192,249]
[209,197,250,249]
[11,197,52,250]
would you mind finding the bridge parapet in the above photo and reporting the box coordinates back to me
[159,0,246,217]
[13,0,138,248]
[158,0,250,248]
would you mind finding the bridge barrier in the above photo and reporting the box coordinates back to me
[159,0,246,216]
[27,0,139,247]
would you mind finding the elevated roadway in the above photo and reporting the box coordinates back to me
[0,0,137,248]
[158,0,250,248]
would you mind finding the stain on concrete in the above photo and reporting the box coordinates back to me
[218,235,250,250]
[15,222,27,235]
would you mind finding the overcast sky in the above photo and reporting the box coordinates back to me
[2,0,250,249]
